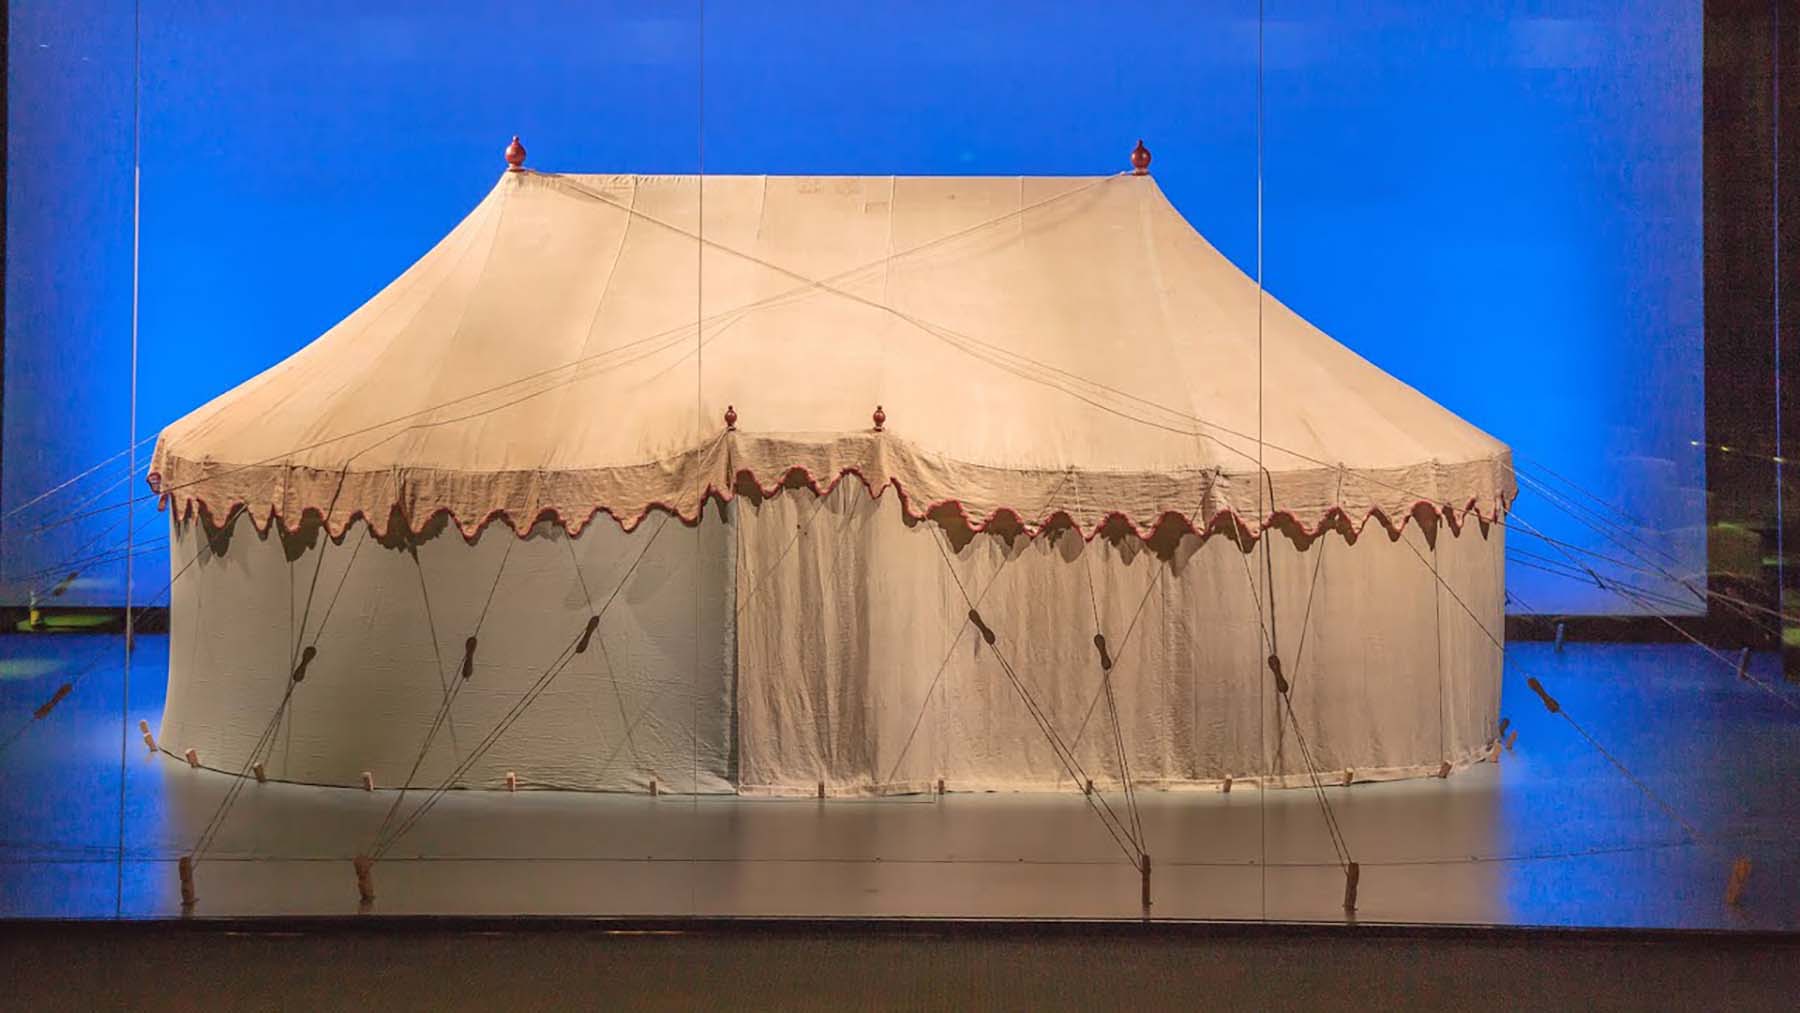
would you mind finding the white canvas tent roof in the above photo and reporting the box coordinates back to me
[151,159,1513,541]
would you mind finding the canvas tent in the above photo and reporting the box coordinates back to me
[150,146,1513,796]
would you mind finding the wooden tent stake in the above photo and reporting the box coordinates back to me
[353,854,375,902]
[178,855,196,907]
[1725,857,1752,906]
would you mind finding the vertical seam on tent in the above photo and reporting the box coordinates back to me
[755,174,768,239]
[1159,559,1171,780]
[569,180,641,385]
[1433,524,1447,764]
[384,182,518,471]
[731,486,743,788]
[1131,174,1186,791]
[879,175,897,441]
[1016,176,1025,246]
[881,176,897,304]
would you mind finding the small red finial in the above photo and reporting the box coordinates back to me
[1130,139,1151,175]
[505,135,527,172]
[724,405,737,431]
[872,405,886,432]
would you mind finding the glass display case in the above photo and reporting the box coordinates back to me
[2,0,1792,934]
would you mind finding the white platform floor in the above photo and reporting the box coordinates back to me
[1,636,1795,927]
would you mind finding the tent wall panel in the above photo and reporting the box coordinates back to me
[160,511,735,793]
[734,486,1502,795]
[164,489,1500,796]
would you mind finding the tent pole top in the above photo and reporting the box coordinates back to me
[1130,139,1151,175]
[505,135,527,172]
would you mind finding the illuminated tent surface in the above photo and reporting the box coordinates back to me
[151,152,1513,796]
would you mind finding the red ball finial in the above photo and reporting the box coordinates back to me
[724,405,738,431]
[872,405,886,432]
[1130,139,1151,175]
[505,135,527,172]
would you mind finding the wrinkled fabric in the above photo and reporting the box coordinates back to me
[163,485,1501,794]
[735,482,1503,794]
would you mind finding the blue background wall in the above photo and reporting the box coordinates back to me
[5,1,1704,614]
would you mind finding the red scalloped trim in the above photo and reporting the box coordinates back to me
[155,461,1510,548]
